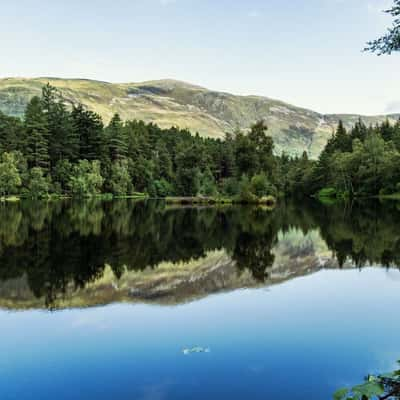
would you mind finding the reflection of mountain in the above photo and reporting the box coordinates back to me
[0,242,347,310]
[0,199,398,310]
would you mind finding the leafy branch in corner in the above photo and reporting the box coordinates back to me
[365,0,400,54]
[334,361,400,400]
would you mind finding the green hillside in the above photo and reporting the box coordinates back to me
[0,77,398,158]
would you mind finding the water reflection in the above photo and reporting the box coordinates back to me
[0,199,399,309]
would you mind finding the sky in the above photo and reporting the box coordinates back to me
[0,0,399,115]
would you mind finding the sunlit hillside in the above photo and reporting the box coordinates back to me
[0,77,398,158]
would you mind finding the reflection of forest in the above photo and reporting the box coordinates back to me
[0,199,399,308]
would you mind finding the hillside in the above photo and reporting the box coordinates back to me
[0,77,398,157]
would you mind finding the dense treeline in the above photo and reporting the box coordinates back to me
[285,119,400,198]
[1,84,400,200]
[0,84,279,200]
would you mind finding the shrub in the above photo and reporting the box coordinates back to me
[26,167,50,199]
[222,177,240,197]
[109,160,133,196]
[154,179,174,197]
[67,160,104,197]
[250,173,278,197]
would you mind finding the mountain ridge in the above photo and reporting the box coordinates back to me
[1,77,398,157]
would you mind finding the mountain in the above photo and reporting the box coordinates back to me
[0,77,398,157]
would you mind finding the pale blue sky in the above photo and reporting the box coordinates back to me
[0,0,399,115]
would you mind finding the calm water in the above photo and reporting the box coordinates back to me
[0,199,400,399]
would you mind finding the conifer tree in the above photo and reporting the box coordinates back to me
[333,120,352,152]
[24,96,49,170]
[42,84,78,165]
[0,112,25,154]
[106,114,128,161]
[71,104,103,161]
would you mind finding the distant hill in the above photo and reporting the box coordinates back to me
[0,77,398,158]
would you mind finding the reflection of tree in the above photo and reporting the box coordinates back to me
[230,207,279,282]
[233,232,275,282]
[1,198,400,307]
[310,201,400,268]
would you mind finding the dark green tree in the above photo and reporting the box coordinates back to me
[24,96,50,170]
[0,152,22,197]
[26,167,50,199]
[175,145,201,196]
[41,84,78,164]
[0,111,24,153]
[106,114,128,161]
[235,131,258,177]
[71,104,103,161]
[248,120,275,175]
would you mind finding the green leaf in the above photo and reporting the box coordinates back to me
[352,381,385,399]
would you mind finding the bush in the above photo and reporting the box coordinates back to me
[235,175,258,203]
[221,177,240,197]
[26,167,50,199]
[68,160,104,197]
[154,179,174,197]
[199,168,218,197]
[109,160,133,196]
[250,173,278,197]
[0,152,22,197]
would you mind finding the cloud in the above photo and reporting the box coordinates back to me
[70,315,109,331]
[385,100,400,114]
[248,10,261,18]
[159,0,177,5]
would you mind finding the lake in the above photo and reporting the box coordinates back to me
[0,199,399,399]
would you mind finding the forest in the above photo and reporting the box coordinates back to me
[1,84,400,201]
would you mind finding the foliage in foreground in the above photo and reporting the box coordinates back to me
[365,0,400,55]
[334,362,400,400]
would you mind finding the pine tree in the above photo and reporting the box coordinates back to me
[393,119,400,150]
[221,134,236,178]
[175,144,201,196]
[71,104,103,161]
[350,118,368,142]
[333,120,352,152]
[0,111,25,154]
[154,141,173,181]
[248,120,274,175]
[24,97,50,170]
[106,114,128,161]
[380,119,394,142]
[235,131,258,177]
[42,84,78,165]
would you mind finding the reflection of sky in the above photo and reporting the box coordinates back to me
[1,268,400,399]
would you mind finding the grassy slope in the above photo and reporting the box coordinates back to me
[0,77,398,158]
